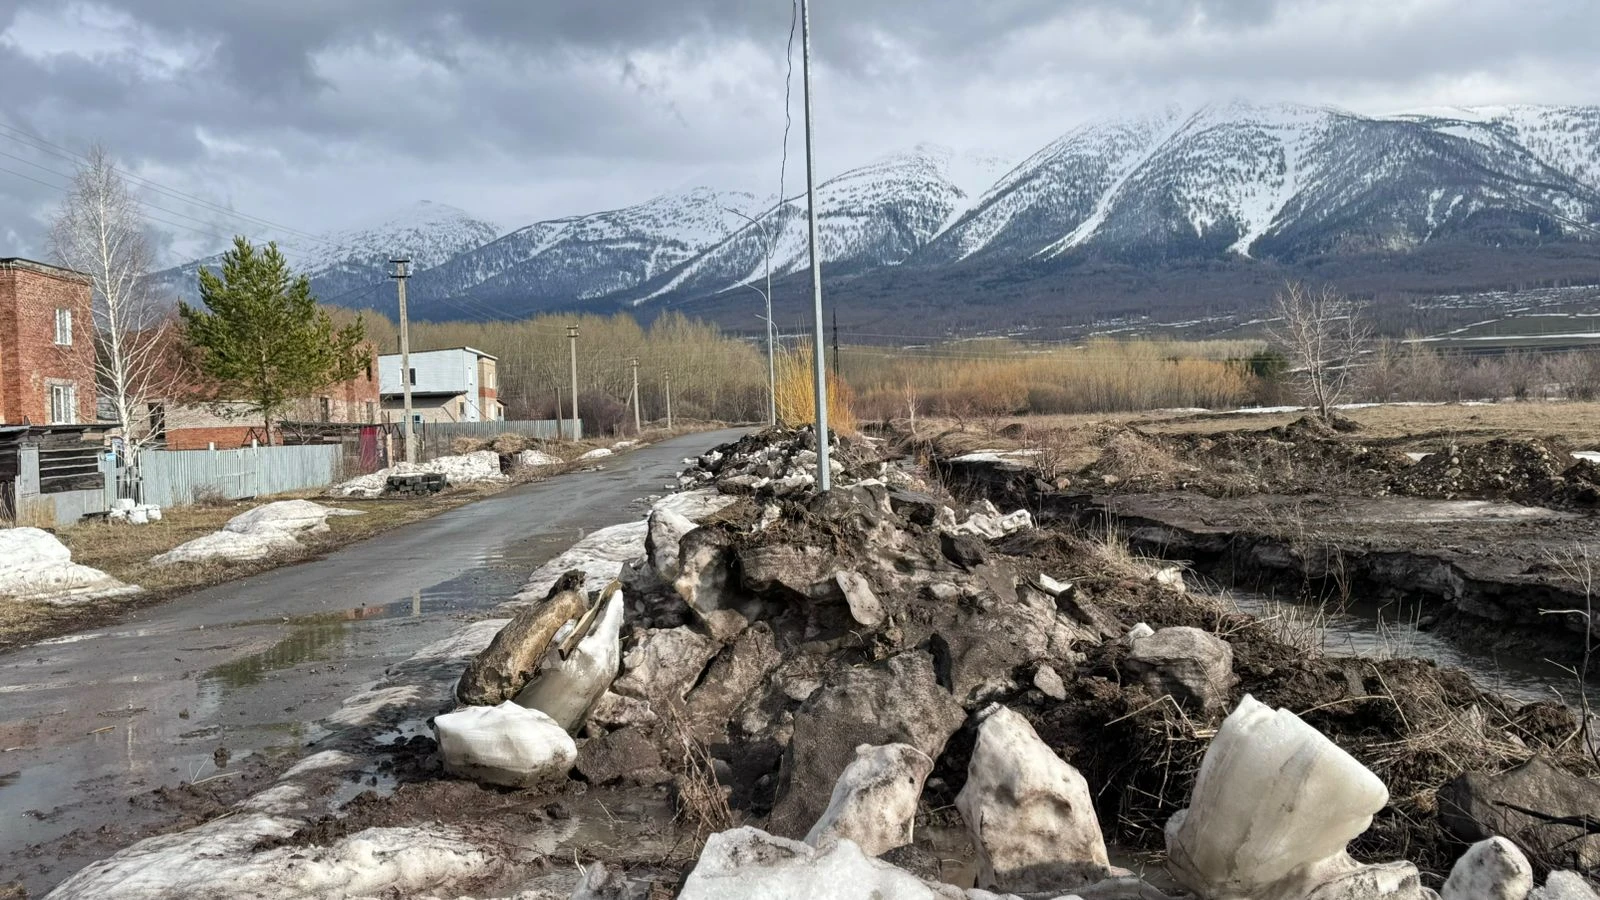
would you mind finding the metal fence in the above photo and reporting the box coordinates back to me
[130,444,344,508]
[415,419,577,461]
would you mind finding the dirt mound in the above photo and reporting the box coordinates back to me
[1079,423,1410,497]
[1389,438,1595,508]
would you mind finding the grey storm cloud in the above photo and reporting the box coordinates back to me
[0,0,1597,263]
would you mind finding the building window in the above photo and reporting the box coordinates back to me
[485,367,495,389]
[318,396,332,423]
[458,400,466,418]
[149,403,167,439]
[408,368,417,385]
[49,383,77,424]
[54,308,73,346]
[364,401,375,423]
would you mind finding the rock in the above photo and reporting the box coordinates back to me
[1033,665,1067,701]
[434,701,576,788]
[456,577,587,706]
[1439,756,1600,872]
[587,692,658,731]
[701,608,751,643]
[647,508,697,581]
[887,490,940,527]
[946,508,1033,540]
[575,725,670,787]
[956,705,1111,893]
[513,583,625,732]
[767,652,965,839]
[1166,695,1419,900]
[1533,872,1600,900]
[678,826,962,900]
[805,743,934,856]
[1442,837,1533,900]
[1124,626,1236,713]
[1151,566,1186,593]
[939,532,987,569]
[1125,622,1155,645]
[835,571,887,627]
[612,626,720,708]
[687,624,783,735]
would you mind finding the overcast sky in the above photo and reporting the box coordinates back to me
[1,0,1597,265]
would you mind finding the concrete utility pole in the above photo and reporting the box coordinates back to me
[629,357,642,434]
[390,258,415,464]
[664,373,673,430]
[566,324,580,441]
[800,0,831,491]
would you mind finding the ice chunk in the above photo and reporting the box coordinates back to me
[805,743,933,856]
[956,705,1111,892]
[679,827,960,900]
[434,701,576,788]
[1165,695,1415,900]
[514,585,626,732]
[1443,837,1533,900]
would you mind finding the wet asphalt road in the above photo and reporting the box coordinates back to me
[0,429,744,894]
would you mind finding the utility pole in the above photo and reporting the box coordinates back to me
[832,308,840,379]
[800,0,830,492]
[664,373,673,430]
[566,324,580,441]
[629,357,642,434]
[389,258,415,464]
[725,206,779,427]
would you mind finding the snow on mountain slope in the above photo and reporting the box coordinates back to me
[152,201,500,308]
[1051,102,1344,258]
[635,145,1010,303]
[919,110,1184,262]
[404,187,756,318]
[1395,105,1600,193]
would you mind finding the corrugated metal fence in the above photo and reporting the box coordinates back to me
[131,444,343,508]
[415,419,576,461]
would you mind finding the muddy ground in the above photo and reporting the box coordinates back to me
[110,423,1596,898]
[926,409,1600,667]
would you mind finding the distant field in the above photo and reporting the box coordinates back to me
[949,401,1600,452]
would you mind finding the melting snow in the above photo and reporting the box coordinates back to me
[0,528,140,605]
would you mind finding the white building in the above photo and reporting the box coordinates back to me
[377,347,503,424]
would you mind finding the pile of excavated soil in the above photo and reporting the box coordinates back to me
[1392,438,1600,509]
[1079,417,1412,498]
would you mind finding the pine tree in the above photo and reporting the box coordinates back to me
[179,237,370,444]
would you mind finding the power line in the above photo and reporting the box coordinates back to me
[0,123,335,247]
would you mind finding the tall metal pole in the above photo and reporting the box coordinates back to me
[800,0,830,492]
[390,258,415,464]
[566,324,580,441]
[725,206,780,427]
[629,357,642,434]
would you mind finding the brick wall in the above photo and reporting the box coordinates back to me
[0,260,96,426]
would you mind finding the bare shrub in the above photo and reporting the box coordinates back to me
[1267,282,1372,419]
[774,342,857,434]
[190,484,229,508]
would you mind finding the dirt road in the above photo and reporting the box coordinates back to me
[0,428,745,895]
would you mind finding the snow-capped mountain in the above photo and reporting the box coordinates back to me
[150,200,501,308]
[156,102,1600,323]
[633,145,1013,305]
[403,187,758,319]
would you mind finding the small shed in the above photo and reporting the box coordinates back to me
[0,424,115,525]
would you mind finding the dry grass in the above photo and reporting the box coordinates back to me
[660,702,734,842]
[775,342,857,434]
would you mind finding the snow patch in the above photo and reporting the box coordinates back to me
[515,521,649,602]
[333,451,506,498]
[0,527,140,605]
[151,500,362,566]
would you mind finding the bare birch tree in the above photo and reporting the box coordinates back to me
[1267,282,1371,420]
[49,145,176,457]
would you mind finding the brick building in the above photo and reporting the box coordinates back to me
[377,347,503,424]
[145,345,383,449]
[0,258,97,426]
